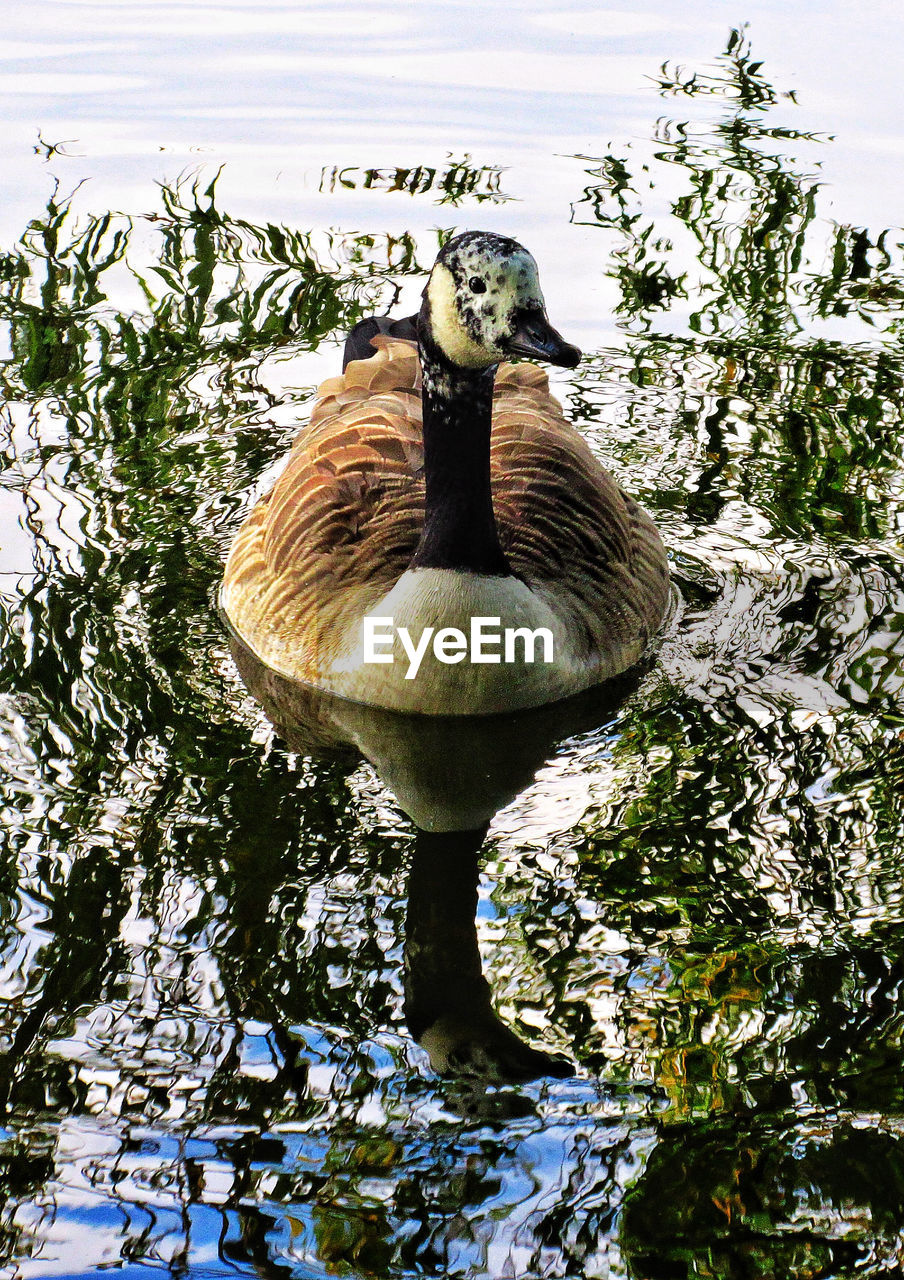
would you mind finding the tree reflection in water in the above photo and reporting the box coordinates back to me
[0,34,903,1280]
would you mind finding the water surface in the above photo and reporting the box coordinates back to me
[1,8,904,1278]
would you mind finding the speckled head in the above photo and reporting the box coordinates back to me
[422,231,581,373]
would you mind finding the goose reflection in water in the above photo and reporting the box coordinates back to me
[229,630,644,1088]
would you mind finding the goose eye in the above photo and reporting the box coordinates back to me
[468,277,487,294]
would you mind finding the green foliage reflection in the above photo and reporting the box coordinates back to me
[320,153,511,205]
[574,27,904,342]
[0,32,903,1279]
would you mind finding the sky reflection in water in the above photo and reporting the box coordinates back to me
[0,5,904,1278]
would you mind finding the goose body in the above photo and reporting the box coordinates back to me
[222,233,670,714]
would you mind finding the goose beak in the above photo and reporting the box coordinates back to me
[507,311,581,369]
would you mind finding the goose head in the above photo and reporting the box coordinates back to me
[420,231,581,374]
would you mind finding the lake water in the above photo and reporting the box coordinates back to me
[1,2,904,1276]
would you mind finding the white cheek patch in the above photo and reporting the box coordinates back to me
[427,264,492,368]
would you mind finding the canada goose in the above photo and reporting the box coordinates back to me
[221,231,670,714]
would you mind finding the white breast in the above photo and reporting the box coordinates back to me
[326,568,593,714]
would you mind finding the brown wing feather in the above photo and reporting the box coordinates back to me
[222,335,668,682]
[490,391,668,656]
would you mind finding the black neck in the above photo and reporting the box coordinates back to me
[411,331,511,576]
